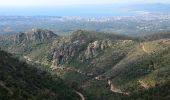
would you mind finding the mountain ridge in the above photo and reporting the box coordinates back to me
[0,29,170,100]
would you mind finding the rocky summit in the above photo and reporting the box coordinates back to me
[0,29,170,100]
[14,28,58,43]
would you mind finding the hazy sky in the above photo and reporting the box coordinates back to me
[0,0,170,16]
[0,0,170,6]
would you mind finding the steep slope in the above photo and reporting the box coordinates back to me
[0,49,78,100]
[97,38,170,99]
[1,30,170,100]
[0,29,59,64]
[49,30,134,77]
[49,31,170,100]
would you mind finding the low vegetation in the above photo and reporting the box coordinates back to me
[0,29,170,100]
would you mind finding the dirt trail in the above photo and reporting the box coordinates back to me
[23,55,89,76]
[140,43,149,53]
[53,66,93,77]
[24,56,48,65]
[75,90,85,100]
[142,45,148,53]
[107,80,129,95]
[23,56,32,62]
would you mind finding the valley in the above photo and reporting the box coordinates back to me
[0,0,170,99]
[0,28,170,100]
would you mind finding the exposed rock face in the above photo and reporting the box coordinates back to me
[51,50,64,68]
[14,32,27,43]
[51,36,86,68]
[29,28,57,41]
[51,31,113,68]
[14,29,57,43]
[51,40,85,68]
[51,46,76,68]
[85,39,112,59]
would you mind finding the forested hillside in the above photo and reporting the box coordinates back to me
[0,30,170,100]
[0,49,78,100]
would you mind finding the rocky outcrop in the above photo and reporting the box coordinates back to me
[14,32,27,43]
[51,45,76,68]
[51,50,64,68]
[85,39,112,59]
[51,31,114,68]
[51,40,85,68]
[14,28,57,43]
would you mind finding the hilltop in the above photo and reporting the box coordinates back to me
[0,29,170,100]
[14,28,58,43]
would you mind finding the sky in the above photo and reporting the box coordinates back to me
[0,0,170,16]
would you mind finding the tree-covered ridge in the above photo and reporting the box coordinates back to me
[0,30,170,100]
[0,49,78,100]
